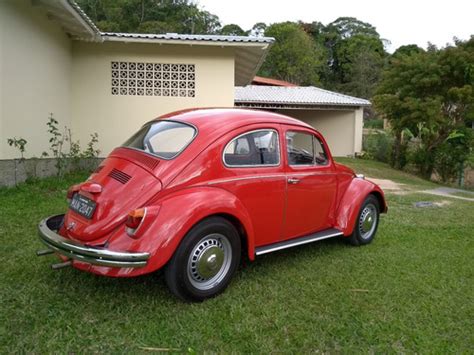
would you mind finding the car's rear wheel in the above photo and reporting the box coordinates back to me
[164,217,241,302]
[349,195,380,246]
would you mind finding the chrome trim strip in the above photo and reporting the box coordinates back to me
[288,171,339,177]
[207,171,338,185]
[207,174,286,185]
[255,229,343,256]
[38,215,150,268]
[222,128,281,168]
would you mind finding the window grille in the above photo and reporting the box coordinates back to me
[111,61,195,97]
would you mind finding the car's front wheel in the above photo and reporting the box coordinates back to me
[164,216,241,302]
[349,195,380,246]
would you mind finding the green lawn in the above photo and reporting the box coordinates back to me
[1,161,473,353]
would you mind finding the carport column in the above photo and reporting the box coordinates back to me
[353,107,364,154]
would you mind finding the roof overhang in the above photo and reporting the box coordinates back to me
[33,1,274,86]
[34,0,101,41]
[234,102,366,110]
[101,33,274,86]
[235,86,371,110]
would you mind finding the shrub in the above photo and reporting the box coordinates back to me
[7,137,27,159]
[433,128,473,183]
[364,118,384,129]
[362,131,393,163]
[44,113,100,175]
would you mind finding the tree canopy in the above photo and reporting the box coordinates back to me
[77,0,221,34]
[258,22,324,85]
[220,24,247,36]
[373,37,474,178]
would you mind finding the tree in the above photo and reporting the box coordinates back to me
[220,24,247,36]
[373,37,474,179]
[250,22,266,37]
[392,44,424,58]
[258,22,323,85]
[337,34,385,98]
[318,17,386,98]
[77,0,221,34]
[326,17,379,39]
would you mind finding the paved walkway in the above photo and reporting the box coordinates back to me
[421,187,474,202]
[367,178,474,202]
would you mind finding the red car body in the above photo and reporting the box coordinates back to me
[38,108,386,299]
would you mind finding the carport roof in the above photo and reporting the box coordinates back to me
[235,86,371,108]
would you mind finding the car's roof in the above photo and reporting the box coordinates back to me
[155,108,313,133]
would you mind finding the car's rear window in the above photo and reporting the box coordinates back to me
[122,121,196,159]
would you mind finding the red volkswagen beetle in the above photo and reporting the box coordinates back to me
[38,108,387,301]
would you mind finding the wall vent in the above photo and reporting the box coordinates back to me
[111,61,195,97]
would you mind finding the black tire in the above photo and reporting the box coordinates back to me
[349,195,380,246]
[164,216,241,302]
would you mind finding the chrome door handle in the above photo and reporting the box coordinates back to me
[287,177,300,184]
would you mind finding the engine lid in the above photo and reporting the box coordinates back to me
[62,155,162,242]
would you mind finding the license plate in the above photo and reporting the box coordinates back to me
[70,194,96,219]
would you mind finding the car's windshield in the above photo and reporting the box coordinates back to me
[122,121,196,159]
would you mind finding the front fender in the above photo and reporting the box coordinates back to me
[128,186,255,274]
[335,178,387,236]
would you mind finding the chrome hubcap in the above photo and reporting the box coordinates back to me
[359,204,377,240]
[187,234,232,290]
[196,246,224,279]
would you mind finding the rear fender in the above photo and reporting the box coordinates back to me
[335,178,387,236]
[132,186,255,273]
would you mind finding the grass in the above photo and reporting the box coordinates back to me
[1,162,473,353]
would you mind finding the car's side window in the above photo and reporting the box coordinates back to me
[286,131,329,166]
[286,131,314,165]
[313,137,329,165]
[223,129,280,167]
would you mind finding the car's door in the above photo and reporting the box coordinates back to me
[219,125,287,247]
[283,127,338,239]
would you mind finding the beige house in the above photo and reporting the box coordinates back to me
[0,0,368,163]
[0,0,272,160]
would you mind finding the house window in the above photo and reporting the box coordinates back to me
[111,61,195,97]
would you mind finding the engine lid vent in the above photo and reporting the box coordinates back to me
[136,154,160,170]
[108,168,132,184]
[129,151,160,170]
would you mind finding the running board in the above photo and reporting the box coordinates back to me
[255,228,343,256]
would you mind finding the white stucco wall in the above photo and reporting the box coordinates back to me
[71,41,235,156]
[278,108,362,157]
[0,0,72,159]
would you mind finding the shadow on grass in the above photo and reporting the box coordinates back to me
[37,236,352,303]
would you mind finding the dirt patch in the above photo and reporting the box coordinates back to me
[367,178,405,191]
[433,200,452,207]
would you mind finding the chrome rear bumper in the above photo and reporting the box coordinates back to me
[38,214,150,268]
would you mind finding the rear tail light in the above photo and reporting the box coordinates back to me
[126,208,146,237]
[80,182,102,194]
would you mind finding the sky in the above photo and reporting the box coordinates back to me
[198,0,473,52]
